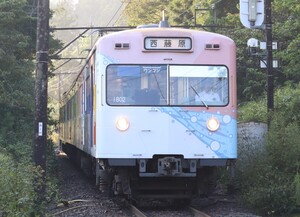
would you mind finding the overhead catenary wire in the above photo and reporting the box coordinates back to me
[106,2,125,27]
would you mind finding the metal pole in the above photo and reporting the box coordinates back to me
[194,7,197,26]
[33,0,49,211]
[265,0,274,125]
[58,73,61,150]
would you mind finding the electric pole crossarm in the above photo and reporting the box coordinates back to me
[50,26,136,31]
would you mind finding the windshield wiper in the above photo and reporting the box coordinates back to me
[153,73,167,104]
[190,86,208,109]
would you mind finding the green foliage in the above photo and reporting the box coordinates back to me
[0,152,37,216]
[238,99,267,123]
[167,0,194,26]
[273,0,300,84]
[0,1,61,215]
[268,116,300,177]
[274,84,300,126]
[122,0,239,27]
[0,137,59,216]
[237,85,300,215]
[236,119,299,215]
[122,0,168,26]
[295,173,300,207]
[242,164,295,215]
[0,135,33,165]
[0,139,59,217]
[0,0,35,143]
[0,104,34,137]
[239,84,300,124]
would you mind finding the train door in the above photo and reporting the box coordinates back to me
[84,65,90,152]
[91,54,96,147]
[81,73,85,149]
[83,60,94,153]
[90,63,94,148]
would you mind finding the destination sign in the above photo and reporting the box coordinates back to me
[144,37,192,51]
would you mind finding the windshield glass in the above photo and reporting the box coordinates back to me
[106,64,228,106]
[107,65,167,105]
[169,65,228,106]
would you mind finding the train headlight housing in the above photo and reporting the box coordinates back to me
[207,117,220,132]
[116,116,130,131]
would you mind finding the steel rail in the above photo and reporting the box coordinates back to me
[188,206,212,217]
[129,204,148,217]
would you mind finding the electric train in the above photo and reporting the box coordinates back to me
[59,19,237,200]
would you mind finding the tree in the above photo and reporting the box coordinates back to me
[272,0,300,85]
[0,0,36,142]
[0,0,60,152]
[50,0,77,43]
[122,0,168,26]
[167,0,194,26]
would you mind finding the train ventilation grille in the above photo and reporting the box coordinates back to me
[115,43,130,49]
[205,43,220,50]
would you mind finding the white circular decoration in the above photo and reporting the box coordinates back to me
[191,116,198,123]
[223,115,231,124]
[211,141,221,151]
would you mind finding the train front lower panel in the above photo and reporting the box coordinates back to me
[95,106,237,159]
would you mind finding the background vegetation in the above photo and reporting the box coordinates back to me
[0,0,59,215]
[0,1,36,214]
[0,0,299,216]
[237,85,300,215]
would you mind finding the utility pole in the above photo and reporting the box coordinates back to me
[33,0,49,212]
[265,0,274,115]
[240,0,274,126]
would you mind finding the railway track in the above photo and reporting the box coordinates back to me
[188,206,211,217]
[48,155,261,217]
[129,203,211,217]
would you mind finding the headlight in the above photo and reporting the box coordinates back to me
[206,117,220,132]
[116,116,130,131]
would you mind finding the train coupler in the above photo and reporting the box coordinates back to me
[158,157,182,176]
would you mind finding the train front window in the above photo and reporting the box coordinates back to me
[169,65,229,106]
[106,65,167,106]
[106,64,228,106]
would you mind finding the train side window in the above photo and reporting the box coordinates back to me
[90,64,94,112]
[84,65,92,113]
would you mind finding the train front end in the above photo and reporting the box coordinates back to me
[94,26,237,199]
